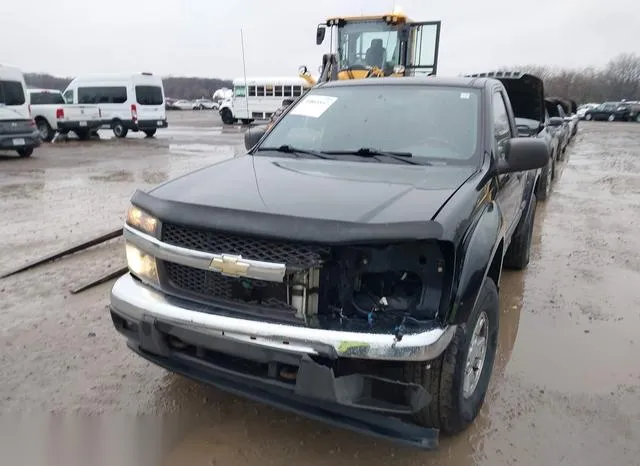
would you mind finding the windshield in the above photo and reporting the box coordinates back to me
[0,80,26,106]
[257,84,481,164]
[338,21,401,74]
[30,91,65,105]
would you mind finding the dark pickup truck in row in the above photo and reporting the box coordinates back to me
[109,76,549,449]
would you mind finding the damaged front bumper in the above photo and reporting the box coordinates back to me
[110,274,456,448]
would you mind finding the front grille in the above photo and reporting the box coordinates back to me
[161,222,329,269]
[164,261,294,311]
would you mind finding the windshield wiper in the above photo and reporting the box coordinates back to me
[325,148,424,165]
[255,145,334,160]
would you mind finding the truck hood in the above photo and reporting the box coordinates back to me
[147,155,476,225]
[465,71,545,125]
[494,73,545,125]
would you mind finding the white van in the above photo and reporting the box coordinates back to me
[63,72,168,138]
[0,63,41,157]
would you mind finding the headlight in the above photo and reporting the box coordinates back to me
[125,242,159,284]
[126,205,158,236]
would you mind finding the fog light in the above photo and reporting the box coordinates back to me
[125,242,159,285]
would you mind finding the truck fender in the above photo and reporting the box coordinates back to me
[448,201,503,325]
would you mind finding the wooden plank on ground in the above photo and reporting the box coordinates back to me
[0,228,123,279]
[69,266,128,295]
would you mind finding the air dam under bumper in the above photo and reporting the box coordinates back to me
[110,274,457,449]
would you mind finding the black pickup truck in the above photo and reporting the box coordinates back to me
[109,77,548,449]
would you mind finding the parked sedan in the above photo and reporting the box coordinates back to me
[170,100,194,110]
[193,99,219,110]
[577,103,599,120]
[613,102,640,122]
[584,102,620,121]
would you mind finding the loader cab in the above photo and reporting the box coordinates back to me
[303,10,441,84]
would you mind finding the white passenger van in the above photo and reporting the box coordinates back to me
[63,72,168,138]
[0,63,40,157]
[219,76,312,125]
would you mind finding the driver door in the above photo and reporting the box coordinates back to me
[405,21,442,76]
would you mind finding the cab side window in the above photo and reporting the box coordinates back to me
[63,89,74,104]
[492,92,511,161]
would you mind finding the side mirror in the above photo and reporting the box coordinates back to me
[244,125,268,150]
[316,25,326,45]
[496,138,549,174]
[548,116,564,127]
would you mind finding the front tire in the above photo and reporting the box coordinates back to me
[608,114,615,122]
[220,108,236,125]
[585,114,592,121]
[112,120,128,138]
[405,278,499,435]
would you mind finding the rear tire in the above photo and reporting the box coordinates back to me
[503,193,537,270]
[405,278,499,435]
[144,129,157,138]
[36,118,54,142]
[112,120,128,138]
[17,147,34,158]
[241,119,252,125]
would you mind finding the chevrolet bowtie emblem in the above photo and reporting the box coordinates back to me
[209,254,250,277]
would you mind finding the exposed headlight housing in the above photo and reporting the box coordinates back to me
[125,242,159,285]
[126,205,158,236]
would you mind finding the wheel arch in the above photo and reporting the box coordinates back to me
[448,202,503,325]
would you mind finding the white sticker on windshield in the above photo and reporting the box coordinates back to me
[460,92,471,99]
[289,95,338,118]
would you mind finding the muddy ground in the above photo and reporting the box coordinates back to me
[0,112,638,465]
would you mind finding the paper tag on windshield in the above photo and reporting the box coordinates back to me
[290,95,337,118]
[460,92,471,99]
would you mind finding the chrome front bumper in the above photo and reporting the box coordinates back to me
[110,274,456,362]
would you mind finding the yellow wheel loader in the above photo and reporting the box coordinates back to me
[299,7,442,85]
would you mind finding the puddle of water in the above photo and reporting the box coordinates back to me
[89,170,135,183]
[0,182,45,200]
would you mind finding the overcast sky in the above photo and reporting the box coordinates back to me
[2,0,639,79]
